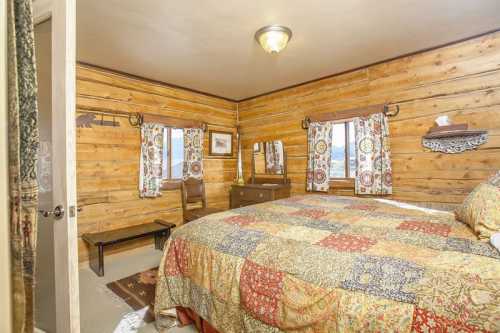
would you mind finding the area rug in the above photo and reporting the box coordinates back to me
[106,267,159,323]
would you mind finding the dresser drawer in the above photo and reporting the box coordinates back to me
[234,187,272,202]
[229,184,291,209]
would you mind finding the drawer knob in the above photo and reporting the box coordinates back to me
[259,193,263,198]
[240,191,244,196]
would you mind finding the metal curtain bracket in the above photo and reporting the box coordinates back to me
[384,104,400,117]
[301,117,311,130]
[128,112,143,127]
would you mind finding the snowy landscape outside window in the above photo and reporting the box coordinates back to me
[162,128,184,180]
[330,121,356,179]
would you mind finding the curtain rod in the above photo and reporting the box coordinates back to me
[301,104,399,130]
[76,109,208,131]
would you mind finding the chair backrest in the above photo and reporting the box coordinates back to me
[181,178,207,211]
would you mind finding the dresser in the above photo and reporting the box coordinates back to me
[230,183,291,209]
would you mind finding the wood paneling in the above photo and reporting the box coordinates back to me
[239,31,500,205]
[77,32,500,261]
[76,64,237,261]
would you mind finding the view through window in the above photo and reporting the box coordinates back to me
[330,121,356,179]
[162,128,184,180]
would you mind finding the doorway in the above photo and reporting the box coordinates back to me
[31,0,80,331]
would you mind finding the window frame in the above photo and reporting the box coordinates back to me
[162,127,184,181]
[329,119,356,181]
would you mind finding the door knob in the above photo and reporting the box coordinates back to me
[38,205,65,220]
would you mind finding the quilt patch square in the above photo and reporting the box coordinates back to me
[345,204,378,211]
[411,307,486,333]
[295,248,354,288]
[223,214,258,227]
[317,234,377,252]
[215,229,265,258]
[323,211,363,225]
[469,241,500,259]
[164,238,190,277]
[240,260,285,326]
[301,219,346,232]
[251,237,308,272]
[397,220,452,237]
[278,275,339,330]
[446,237,472,253]
[174,220,237,248]
[414,269,500,331]
[290,208,330,220]
[276,226,331,244]
[246,222,290,235]
[446,237,500,258]
[341,255,424,303]
[273,200,314,210]
[367,240,437,266]
[337,289,414,332]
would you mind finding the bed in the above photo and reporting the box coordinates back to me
[155,195,500,332]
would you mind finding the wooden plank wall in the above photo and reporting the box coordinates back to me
[76,64,237,261]
[239,31,500,205]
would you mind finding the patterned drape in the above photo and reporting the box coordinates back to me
[139,123,164,197]
[183,128,204,180]
[306,122,333,192]
[8,0,40,331]
[265,141,284,174]
[354,113,393,195]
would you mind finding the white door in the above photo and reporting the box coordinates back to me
[33,0,79,332]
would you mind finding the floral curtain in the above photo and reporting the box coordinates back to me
[139,123,164,197]
[265,140,284,174]
[8,0,40,331]
[354,113,393,195]
[306,122,333,192]
[183,128,204,180]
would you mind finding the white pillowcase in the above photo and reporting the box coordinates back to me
[491,233,500,253]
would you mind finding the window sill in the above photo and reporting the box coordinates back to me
[329,178,355,189]
[160,180,182,191]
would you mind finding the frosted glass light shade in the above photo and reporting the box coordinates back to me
[255,26,292,53]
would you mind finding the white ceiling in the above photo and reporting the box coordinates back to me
[77,0,500,101]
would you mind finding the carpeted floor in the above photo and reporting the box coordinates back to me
[79,245,196,333]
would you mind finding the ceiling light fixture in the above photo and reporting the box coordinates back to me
[255,25,292,54]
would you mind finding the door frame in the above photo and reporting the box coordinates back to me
[34,0,80,332]
[0,0,12,331]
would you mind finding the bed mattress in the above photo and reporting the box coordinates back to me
[155,195,500,332]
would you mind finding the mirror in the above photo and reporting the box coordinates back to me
[253,141,285,175]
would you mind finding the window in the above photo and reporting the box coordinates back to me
[162,128,184,180]
[330,121,356,179]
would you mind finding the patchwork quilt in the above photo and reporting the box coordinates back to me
[155,195,500,332]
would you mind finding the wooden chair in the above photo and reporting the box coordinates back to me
[181,178,224,223]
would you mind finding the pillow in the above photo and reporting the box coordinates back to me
[455,182,500,241]
[491,233,500,253]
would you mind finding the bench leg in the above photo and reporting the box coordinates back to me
[89,244,104,277]
[154,230,170,251]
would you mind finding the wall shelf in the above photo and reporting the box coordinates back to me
[422,124,488,154]
[423,129,488,139]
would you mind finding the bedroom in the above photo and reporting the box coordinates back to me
[1,0,500,332]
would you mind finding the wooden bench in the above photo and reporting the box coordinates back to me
[82,220,175,277]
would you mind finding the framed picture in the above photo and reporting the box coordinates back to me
[209,130,233,157]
